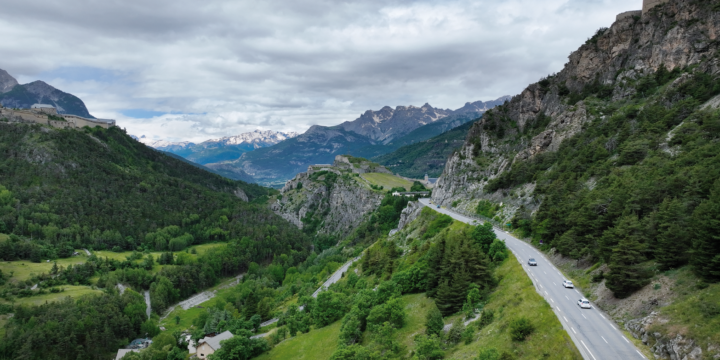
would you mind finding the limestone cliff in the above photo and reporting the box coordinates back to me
[433,0,720,222]
[432,0,720,356]
[270,157,385,236]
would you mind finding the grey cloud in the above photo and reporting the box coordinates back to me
[0,0,642,141]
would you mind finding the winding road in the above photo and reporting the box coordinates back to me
[418,198,645,360]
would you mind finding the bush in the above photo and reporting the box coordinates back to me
[478,308,494,329]
[509,317,534,341]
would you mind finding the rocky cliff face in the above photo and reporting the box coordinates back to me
[0,69,18,93]
[433,0,720,355]
[433,0,720,220]
[270,158,385,235]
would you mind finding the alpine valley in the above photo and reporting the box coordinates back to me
[1,1,720,360]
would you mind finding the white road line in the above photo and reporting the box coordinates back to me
[636,350,646,358]
[571,327,576,334]
[601,336,608,344]
[623,336,630,343]
[551,298,555,303]
[565,295,569,300]
[581,340,597,360]
[544,271,547,274]
[599,314,606,320]
[553,282,557,285]
[556,306,561,311]
[574,289,580,294]
[545,291,548,295]
[564,316,568,322]
[581,313,587,319]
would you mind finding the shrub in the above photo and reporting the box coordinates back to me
[509,317,534,341]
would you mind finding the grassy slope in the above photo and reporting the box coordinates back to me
[9,285,103,306]
[362,173,414,191]
[254,321,342,360]
[447,252,581,359]
[0,253,90,282]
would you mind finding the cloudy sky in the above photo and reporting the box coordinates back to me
[1,0,640,143]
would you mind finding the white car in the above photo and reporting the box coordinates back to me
[562,280,574,288]
[577,298,592,309]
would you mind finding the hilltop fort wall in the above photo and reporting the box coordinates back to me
[0,105,115,129]
[643,0,669,14]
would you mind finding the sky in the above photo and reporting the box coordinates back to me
[1,0,641,143]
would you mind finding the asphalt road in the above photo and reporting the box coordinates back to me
[418,198,646,360]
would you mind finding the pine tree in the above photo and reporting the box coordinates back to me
[425,303,444,337]
[425,238,446,297]
[655,198,689,270]
[606,215,650,298]
[690,180,720,281]
[436,266,470,315]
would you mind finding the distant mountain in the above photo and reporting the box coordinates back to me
[135,130,299,165]
[337,97,509,145]
[0,69,95,118]
[208,96,509,186]
[206,125,377,187]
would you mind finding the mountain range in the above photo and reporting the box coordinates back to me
[205,97,509,186]
[0,68,95,118]
[133,130,299,165]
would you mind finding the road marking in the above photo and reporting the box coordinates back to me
[545,291,548,295]
[553,282,557,286]
[551,298,555,303]
[571,327,576,334]
[601,336,608,344]
[563,316,568,322]
[544,271,547,274]
[581,340,597,360]
[574,289,580,294]
[581,313,587,319]
[636,350,646,358]
[565,295,569,300]
[599,314,606,320]
[623,336,630,344]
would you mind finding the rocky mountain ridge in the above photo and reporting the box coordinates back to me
[338,96,509,145]
[0,68,95,118]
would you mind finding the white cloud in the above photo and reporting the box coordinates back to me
[0,0,642,142]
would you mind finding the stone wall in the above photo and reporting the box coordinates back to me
[617,10,642,21]
[643,0,669,14]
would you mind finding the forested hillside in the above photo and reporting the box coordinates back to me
[374,120,477,178]
[0,123,311,359]
[431,1,720,357]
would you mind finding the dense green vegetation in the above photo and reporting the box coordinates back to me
[0,124,312,359]
[374,120,477,178]
[471,66,720,297]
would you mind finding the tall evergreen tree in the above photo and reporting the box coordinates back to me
[606,215,650,298]
[425,238,446,297]
[425,303,444,337]
[655,198,689,270]
[690,180,720,281]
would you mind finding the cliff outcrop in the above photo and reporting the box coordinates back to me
[271,157,386,236]
[433,0,720,219]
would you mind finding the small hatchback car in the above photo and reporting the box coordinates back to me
[528,258,537,266]
[577,298,592,309]
[562,280,574,288]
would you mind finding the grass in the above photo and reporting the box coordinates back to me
[362,172,413,191]
[0,253,90,282]
[650,268,720,352]
[3,285,103,306]
[0,234,7,241]
[94,242,226,262]
[393,293,437,351]
[446,253,582,359]
[254,321,342,360]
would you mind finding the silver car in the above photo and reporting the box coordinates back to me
[562,280,574,288]
[577,298,591,309]
[528,258,537,266]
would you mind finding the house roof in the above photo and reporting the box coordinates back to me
[115,349,139,360]
[199,330,234,351]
